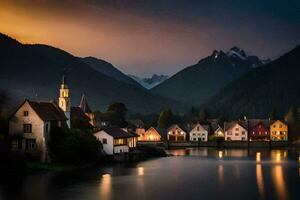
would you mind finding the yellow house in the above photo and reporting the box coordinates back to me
[270,120,288,141]
[138,127,164,141]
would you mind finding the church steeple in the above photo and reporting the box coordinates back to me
[59,74,71,128]
[79,93,94,126]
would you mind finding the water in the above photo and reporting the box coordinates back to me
[1,148,300,200]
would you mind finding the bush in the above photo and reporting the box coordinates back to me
[50,127,103,164]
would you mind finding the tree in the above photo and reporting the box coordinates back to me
[185,107,199,123]
[285,107,300,140]
[157,109,174,128]
[269,108,278,120]
[199,109,208,124]
[104,102,128,127]
[49,127,103,164]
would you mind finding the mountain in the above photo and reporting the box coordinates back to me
[128,74,169,89]
[205,45,300,119]
[0,33,186,113]
[151,47,267,105]
[81,57,141,88]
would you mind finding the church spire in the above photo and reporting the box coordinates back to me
[59,74,71,128]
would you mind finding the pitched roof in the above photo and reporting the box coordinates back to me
[247,119,271,130]
[27,100,67,121]
[224,121,248,131]
[148,127,167,140]
[71,106,93,128]
[79,94,92,113]
[101,127,135,139]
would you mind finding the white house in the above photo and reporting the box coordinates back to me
[94,127,137,155]
[9,100,67,162]
[224,121,248,141]
[189,123,209,142]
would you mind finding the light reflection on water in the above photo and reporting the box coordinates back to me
[1,148,300,200]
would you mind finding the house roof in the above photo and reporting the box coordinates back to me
[148,127,167,140]
[224,121,248,131]
[79,94,92,113]
[247,119,272,130]
[128,119,145,128]
[101,127,135,139]
[26,100,67,121]
[71,106,93,128]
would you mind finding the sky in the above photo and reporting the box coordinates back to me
[0,0,299,77]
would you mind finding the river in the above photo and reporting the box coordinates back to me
[1,148,300,200]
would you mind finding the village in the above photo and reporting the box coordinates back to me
[5,75,295,164]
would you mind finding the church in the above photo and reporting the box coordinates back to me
[8,75,94,162]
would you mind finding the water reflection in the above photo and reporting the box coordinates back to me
[218,165,224,184]
[138,167,144,176]
[256,152,261,163]
[272,165,288,200]
[218,151,223,158]
[256,164,265,199]
[99,173,111,200]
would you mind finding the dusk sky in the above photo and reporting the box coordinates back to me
[1,0,299,76]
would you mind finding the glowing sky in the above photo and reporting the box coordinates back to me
[0,0,299,76]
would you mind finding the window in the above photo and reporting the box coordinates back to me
[235,128,239,131]
[45,124,50,133]
[242,137,246,141]
[242,131,245,135]
[103,138,107,144]
[227,131,232,135]
[23,124,32,133]
[227,137,231,141]
[26,139,36,150]
[24,111,29,116]
[11,139,22,150]
[235,133,239,136]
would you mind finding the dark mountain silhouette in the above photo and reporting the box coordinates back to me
[151,47,266,105]
[0,33,186,113]
[81,57,141,88]
[205,45,300,119]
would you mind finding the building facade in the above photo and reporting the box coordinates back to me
[94,127,137,155]
[248,120,270,141]
[270,120,288,141]
[138,127,164,141]
[224,121,248,141]
[167,124,186,141]
[189,123,209,142]
[9,100,67,162]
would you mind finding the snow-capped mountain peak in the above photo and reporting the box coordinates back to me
[128,74,169,89]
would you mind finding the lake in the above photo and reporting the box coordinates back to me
[1,148,300,200]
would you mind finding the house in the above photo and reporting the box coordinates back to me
[167,124,186,141]
[94,127,137,155]
[224,121,248,141]
[138,127,167,141]
[248,119,271,141]
[9,100,67,162]
[213,126,225,138]
[70,106,93,131]
[189,123,209,142]
[270,120,288,141]
[79,93,95,126]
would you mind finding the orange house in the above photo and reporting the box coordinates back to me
[138,127,165,141]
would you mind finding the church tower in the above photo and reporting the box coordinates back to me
[59,75,71,128]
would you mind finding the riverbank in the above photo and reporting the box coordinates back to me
[137,141,300,149]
